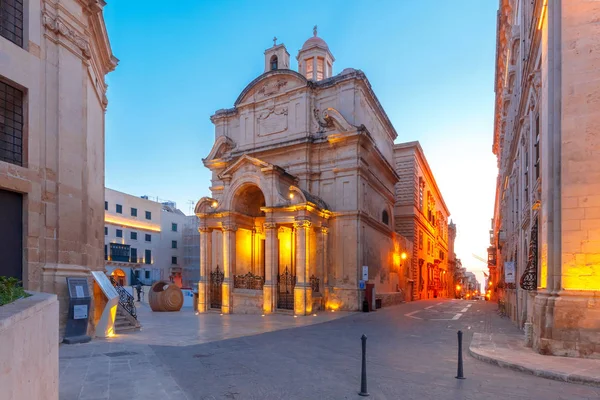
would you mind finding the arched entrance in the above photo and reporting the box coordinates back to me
[111,268,126,286]
[232,184,266,217]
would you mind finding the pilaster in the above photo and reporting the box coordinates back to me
[263,222,278,314]
[294,218,312,315]
[197,227,211,313]
[222,225,237,314]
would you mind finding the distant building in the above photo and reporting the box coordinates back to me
[104,189,186,287]
[183,215,200,288]
[491,0,600,357]
[394,142,452,300]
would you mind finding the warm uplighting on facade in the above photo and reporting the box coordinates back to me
[105,215,161,232]
[537,0,548,30]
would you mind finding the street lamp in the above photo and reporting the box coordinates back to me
[401,252,407,260]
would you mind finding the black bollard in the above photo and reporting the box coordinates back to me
[359,334,369,396]
[456,330,465,379]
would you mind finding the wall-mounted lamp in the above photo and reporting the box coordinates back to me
[289,192,294,200]
[211,201,218,208]
[401,252,407,260]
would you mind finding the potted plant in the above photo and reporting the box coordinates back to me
[0,276,30,306]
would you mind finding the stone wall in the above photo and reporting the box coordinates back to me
[376,292,405,308]
[0,292,59,400]
[232,290,263,314]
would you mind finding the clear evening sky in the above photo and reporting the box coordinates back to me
[103,1,498,281]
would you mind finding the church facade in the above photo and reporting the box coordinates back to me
[195,30,416,315]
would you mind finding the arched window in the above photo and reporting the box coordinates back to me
[382,210,389,225]
[270,55,278,70]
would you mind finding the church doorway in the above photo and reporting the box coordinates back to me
[276,226,296,310]
[210,265,224,309]
[111,269,126,286]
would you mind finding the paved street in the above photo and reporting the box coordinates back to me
[60,300,600,399]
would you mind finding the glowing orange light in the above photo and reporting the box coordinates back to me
[289,193,294,199]
[489,281,493,286]
[456,285,462,291]
[105,215,161,232]
[401,252,407,260]
[211,201,218,208]
[537,0,548,30]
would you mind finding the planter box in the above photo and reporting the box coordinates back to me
[0,292,59,400]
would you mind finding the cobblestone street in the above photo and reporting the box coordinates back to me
[60,300,600,399]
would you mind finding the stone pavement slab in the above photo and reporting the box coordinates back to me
[469,332,600,387]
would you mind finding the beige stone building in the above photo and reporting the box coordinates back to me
[491,0,600,357]
[0,0,117,335]
[195,30,414,315]
[394,142,452,301]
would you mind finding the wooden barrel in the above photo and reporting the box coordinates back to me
[149,281,184,312]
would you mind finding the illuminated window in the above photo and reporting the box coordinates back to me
[306,58,314,80]
[270,55,278,70]
[317,57,324,81]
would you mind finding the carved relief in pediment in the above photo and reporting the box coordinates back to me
[256,79,288,99]
[257,107,288,136]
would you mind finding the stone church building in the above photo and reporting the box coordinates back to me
[195,30,434,315]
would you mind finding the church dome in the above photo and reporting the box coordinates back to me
[301,35,328,50]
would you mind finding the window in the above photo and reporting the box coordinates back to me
[305,57,314,80]
[0,0,24,47]
[134,270,140,278]
[145,270,150,279]
[105,201,108,210]
[116,229,123,238]
[130,231,137,240]
[145,233,151,242]
[171,256,178,265]
[270,55,278,70]
[104,245,107,260]
[104,227,108,236]
[382,210,389,225]
[110,243,130,262]
[145,211,151,220]
[172,240,177,249]
[131,248,137,263]
[172,223,178,232]
[131,207,137,217]
[0,80,24,166]
[116,204,122,214]
[419,231,423,250]
[317,57,324,80]
[144,249,151,264]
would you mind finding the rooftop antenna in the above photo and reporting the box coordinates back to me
[187,200,195,215]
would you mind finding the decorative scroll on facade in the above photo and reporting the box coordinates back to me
[520,217,538,291]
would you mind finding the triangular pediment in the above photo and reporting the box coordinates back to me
[218,155,274,180]
[203,136,236,168]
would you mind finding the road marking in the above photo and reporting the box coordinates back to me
[466,304,472,308]
[437,302,443,305]
[452,313,463,320]
[461,308,469,312]
[404,310,422,320]
[425,306,434,309]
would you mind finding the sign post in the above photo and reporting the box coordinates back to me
[63,277,92,344]
[91,271,119,338]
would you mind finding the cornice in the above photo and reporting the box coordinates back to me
[42,11,90,59]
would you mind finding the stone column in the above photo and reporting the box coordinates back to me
[294,218,312,315]
[197,227,211,313]
[222,225,237,314]
[263,222,278,314]
[320,227,329,297]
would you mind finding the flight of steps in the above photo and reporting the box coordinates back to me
[114,306,141,333]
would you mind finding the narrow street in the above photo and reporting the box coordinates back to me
[149,300,600,399]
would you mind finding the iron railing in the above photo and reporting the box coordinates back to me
[109,276,137,320]
[234,272,264,290]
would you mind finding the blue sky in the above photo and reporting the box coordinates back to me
[103,0,498,280]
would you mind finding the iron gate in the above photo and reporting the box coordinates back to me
[277,266,296,310]
[210,265,224,309]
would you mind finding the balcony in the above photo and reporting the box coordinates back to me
[497,230,507,247]
[487,246,497,267]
